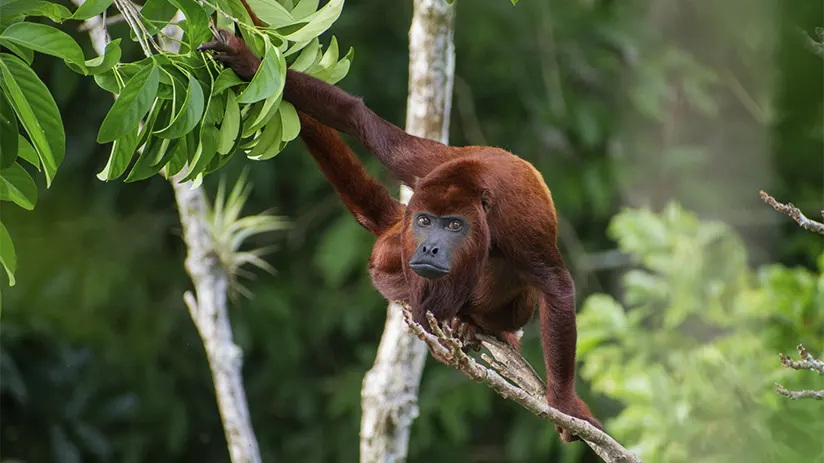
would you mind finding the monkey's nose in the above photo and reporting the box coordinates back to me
[421,245,439,255]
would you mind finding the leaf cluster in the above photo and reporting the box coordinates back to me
[0,0,352,290]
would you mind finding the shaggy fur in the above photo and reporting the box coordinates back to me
[199,14,601,441]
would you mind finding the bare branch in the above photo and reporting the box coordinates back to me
[779,344,824,376]
[759,190,824,235]
[776,385,824,401]
[399,304,642,463]
[775,344,824,401]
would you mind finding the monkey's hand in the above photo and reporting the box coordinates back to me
[450,317,482,353]
[198,29,260,81]
[548,392,603,443]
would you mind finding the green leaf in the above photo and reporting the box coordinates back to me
[163,134,188,178]
[96,125,139,181]
[72,0,113,20]
[16,135,38,170]
[0,40,32,65]
[217,89,241,155]
[511,0,519,4]
[237,36,285,104]
[244,0,295,26]
[244,92,282,134]
[154,72,204,139]
[279,101,300,142]
[282,0,343,43]
[0,91,17,169]
[215,0,255,26]
[213,68,246,94]
[85,38,121,75]
[93,71,120,94]
[0,53,64,187]
[125,134,178,182]
[183,125,219,180]
[139,0,177,34]
[291,0,319,19]
[308,35,338,82]
[0,220,15,286]
[169,0,211,49]
[289,38,320,72]
[249,115,283,160]
[0,0,73,23]
[0,161,36,209]
[0,22,87,73]
[326,46,353,85]
[97,63,160,144]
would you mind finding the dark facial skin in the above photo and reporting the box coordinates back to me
[408,212,470,279]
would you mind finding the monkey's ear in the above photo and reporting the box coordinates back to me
[481,189,492,212]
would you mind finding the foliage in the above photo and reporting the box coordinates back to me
[578,202,824,463]
[0,0,352,287]
[206,168,290,299]
[1,0,822,462]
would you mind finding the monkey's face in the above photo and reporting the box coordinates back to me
[407,211,472,279]
[405,183,491,281]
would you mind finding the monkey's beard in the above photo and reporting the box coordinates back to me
[408,254,485,331]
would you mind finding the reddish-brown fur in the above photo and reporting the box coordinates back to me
[199,13,601,441]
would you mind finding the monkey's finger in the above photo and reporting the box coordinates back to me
[197,36,231,53]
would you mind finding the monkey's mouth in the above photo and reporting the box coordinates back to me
[409,262,450,279]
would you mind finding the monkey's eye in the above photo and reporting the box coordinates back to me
[446,220,463,232]
[417,215,432,227]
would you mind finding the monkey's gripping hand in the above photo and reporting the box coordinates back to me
[548,392,603,443]
[198,30,261,81]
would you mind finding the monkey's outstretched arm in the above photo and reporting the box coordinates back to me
[298,111,403,236]
[198,31,457,187]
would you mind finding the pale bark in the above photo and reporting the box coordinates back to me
[76,3,262,462]
[359,1,456,462]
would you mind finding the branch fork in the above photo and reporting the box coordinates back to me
[776,344,824,401]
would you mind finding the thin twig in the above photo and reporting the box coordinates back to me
[399,304,642,463]
[775,344,824,401]
[776,385,824,400]
[79,14,127,32]
[779,344,824,376]
[759,190,824,235]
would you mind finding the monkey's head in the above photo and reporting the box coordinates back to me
[403,178,491,281]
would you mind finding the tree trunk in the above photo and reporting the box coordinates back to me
[79,4,263,462]
[359,1,456,462]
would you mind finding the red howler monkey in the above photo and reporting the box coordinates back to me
[197,3,602,442]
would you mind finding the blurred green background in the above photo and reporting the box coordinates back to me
[2,0,823,462]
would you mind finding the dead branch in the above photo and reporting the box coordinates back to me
[399,304,643,463]
[759,190,824,235]
[779,344,824,376]
[775,344,824,400]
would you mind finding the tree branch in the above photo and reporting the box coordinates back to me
[399,305,642,463]
[775,344,824,400]
[759,190,824,235]
[761,188,824,403]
